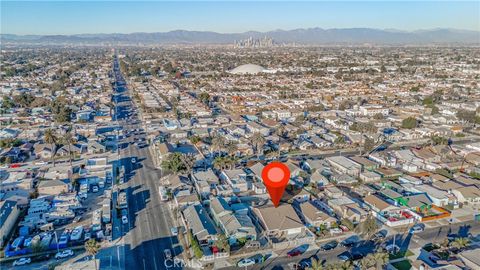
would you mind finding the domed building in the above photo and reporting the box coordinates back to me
[229,64,266,75]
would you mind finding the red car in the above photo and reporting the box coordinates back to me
[287,250,302,257]
[9,163,22,168]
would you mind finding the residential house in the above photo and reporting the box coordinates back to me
[326,156,361,177]
[0,200,20,246]
[451,186,480,206]
[182,203,218,245]
[192,169,219,199]
[209,197,256,245]
[219,169,249,193]
[298,201,336,228]
[252,204,306,237]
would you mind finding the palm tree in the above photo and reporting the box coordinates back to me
[373,251,389,270]
[450,237,470,250]
[225,141,238,157]
[211,135,226,153]
[251,132,266,155]
[356,214,379,238]
[309,258,323,270]
[214,233,230,253]
[63,130,77,169]
[44,129,57,166]
[276,125,286,138]
[326,261,354,270]
[213,156,226,170]
[85,239,100,270]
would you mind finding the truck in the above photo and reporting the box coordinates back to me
[91,209,102,231]
[158,186,168,201]
[117,191,128,209]
[102,204,111,223]
[70,226,84,242]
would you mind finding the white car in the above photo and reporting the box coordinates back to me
[384,244,400,253]
[170,227,178,236]
[13,257,31,266]
[131,158,136,164]
[237,258,255,267]
[92,186,99,193]
[55,249,74,259]
[410,224,425,233]
[122,215,128,224]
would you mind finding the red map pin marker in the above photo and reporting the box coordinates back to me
[262,162,290,208]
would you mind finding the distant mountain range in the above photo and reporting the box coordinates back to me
[2,28,479,45]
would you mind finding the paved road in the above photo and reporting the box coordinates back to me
[97,56,180,270]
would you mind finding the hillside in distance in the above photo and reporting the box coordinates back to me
[2,28,479,45]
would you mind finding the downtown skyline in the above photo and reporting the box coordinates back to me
[1,1,480,35]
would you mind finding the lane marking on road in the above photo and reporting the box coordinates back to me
[153,256,158,270]
[143,258,147,270]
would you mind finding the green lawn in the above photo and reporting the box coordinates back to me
[391,259,412,270]
[390,249,415,260]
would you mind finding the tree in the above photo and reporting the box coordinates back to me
[356,214,379,238]
[1,96,14,109]
[450,237,470,250]
[430,135,448,146]
[335,136,346,145]
[225,141,238,157]
[214,234,230,253]
[213,156,226,170]
[360,251,389,270]
[211,135,226,153]
[44,129,57,166]
[189,135,201,145]
[188,231,203,259]
[50,97,72,123]
[309,258,324,270]
[85,239,100,270]
[161,153,192,173]
[30,241,45,254]
[373,251,389,270]
[198,92,211,105]
[456,109,476,123]
[401,117,417,129]
[363,137,376,153]
[373,113,384,120]
[251,132,265,155]
[63,130,77,169]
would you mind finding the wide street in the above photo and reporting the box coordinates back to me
[96,56,181,270]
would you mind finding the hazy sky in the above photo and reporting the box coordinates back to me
[2,1,479,35]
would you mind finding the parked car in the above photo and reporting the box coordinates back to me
[32,254,51,262]
[337,252,351,261]
[351,252,365,260]
[287,250,302,257]
[384,244,400,253]
[373,229,388,240]
[170,227,178,236]
[410,223,425,233]
[237,258,255,267]
[55,249,74,259]
[131,157,136,164]
[340,235,360,247]
[13,257,31,266]
[122,215,128,224]
[92,186,99,193]
[321,240,338,251]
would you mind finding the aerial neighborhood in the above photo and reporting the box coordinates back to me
[1,44,480,270]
